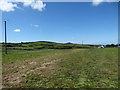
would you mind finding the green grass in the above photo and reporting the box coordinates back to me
[2,49,62,63]
[2,48,118,88]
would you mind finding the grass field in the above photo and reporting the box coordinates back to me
[2,48,118,88]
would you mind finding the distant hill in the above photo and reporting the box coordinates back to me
[1,41,99,50]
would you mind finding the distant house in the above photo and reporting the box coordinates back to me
[117,44,120,47]
[98,45,105,48]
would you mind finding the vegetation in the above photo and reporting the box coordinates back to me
[105,44,119,47]
[2,48,118,88]
[1,41,99,51]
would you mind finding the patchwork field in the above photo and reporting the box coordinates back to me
[2,48,118,88]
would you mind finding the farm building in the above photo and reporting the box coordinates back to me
[98,45,105,48]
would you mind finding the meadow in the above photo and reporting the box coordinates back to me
[2,47,118,88]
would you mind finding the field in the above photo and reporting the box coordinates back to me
[2,48,118,88]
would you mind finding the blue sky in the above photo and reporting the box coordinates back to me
[2,2,118,44]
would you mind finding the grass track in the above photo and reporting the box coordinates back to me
[2,48,118,88]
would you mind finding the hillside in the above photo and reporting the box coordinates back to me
[2,41,99,50]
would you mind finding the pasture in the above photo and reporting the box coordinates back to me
[2,48,118,88]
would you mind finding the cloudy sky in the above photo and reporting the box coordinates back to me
[1,0,118,44]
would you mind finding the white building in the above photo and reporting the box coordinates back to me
[98,45,104,48]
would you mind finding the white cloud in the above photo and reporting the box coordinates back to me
[92,0,104,6]
[31,0,46,11]
[92,0,114,6]
[0,0,18,12]
[31,24,39,27]
[0,0,46,12]
[14,29,21,32]
[34,25,39,27]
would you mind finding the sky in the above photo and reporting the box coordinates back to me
[1,1,118,44]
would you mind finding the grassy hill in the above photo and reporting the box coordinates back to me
[2,41,99,50]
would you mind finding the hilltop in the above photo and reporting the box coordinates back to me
[1,41,99,50]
